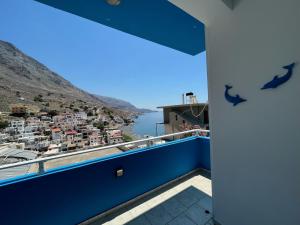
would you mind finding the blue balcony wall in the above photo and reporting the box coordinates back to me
[197,136,211,171]
[0,136,210,225]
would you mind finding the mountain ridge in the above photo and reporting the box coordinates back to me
[94,95,156,113]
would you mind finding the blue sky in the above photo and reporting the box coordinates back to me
[0,0,207,110]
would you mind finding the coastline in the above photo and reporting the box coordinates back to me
[120,123,141,141]
[119,111,164,141]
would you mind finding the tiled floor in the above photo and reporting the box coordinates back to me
[87,170,213,225]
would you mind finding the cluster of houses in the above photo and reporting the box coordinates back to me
[0,111,126,156]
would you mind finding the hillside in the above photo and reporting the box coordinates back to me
[0,40,140,120]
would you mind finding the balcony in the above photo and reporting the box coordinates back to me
[0,130,211,225]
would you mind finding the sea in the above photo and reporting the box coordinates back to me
[132,111,165,137]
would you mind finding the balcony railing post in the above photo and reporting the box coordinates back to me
[38,161,45,175]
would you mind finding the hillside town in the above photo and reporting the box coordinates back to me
[0,105,135,157]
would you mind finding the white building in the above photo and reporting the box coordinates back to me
[9,120,25,133]
[44,144,60,156]
[35,140,50,151]
[40,115,52,121]
[24,125,39,133]
[0,133,9,143]
[74,112,88,120]
[88,132,102,147]
[26,117,41,125]
[106,130,123,145]
[51,128,63,141]
[113,115,123,124]
[53,113,83,130]
[16,132,35,144]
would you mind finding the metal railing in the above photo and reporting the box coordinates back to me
[0,129,209,176]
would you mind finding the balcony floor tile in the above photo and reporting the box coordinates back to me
[161,197,187,217]
[144,205,173,225]
[185,203,212,225]
[167,215,197,225]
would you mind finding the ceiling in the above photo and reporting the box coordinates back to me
[35,0,205,55]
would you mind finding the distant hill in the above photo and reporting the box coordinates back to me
[0,40,152,116]
[95,95,155,113]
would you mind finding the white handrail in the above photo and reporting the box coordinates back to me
[0,129,209,173]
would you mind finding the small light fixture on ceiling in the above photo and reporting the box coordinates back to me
[106,0,121,6]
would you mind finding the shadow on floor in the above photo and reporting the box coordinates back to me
[90,170,213,225]
[124,186,213,225]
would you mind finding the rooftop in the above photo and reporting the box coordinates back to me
[65,130,78,135]
[157,103,208,109]
[51,128,61,132]
[0,147,38,180]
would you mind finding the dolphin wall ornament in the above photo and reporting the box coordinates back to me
[224,85,247,106]
[261,63,296,90]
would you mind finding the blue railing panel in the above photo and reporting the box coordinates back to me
[0,136,210,225]
[197,137,211,171]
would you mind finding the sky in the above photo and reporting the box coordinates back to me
[0,0,207,110]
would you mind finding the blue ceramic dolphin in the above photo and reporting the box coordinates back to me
[225,85,247,106]
[261,63,295,90]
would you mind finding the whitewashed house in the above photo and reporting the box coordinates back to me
[74,112,87,120]
[106,130,123,145]
[9,120,25,134]
[88,132,102,147]
[51,128,63,141]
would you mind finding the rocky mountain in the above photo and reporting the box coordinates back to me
[0,40,144,119]
[95,95,155,113]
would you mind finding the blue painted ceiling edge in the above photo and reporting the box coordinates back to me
[34,0,205,55]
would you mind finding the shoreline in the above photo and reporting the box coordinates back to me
[120,123,141,141]
[119,111,163,141]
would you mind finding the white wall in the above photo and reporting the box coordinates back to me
[170,0,300,224]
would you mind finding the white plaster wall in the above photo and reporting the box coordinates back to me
[170,0,300,224]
